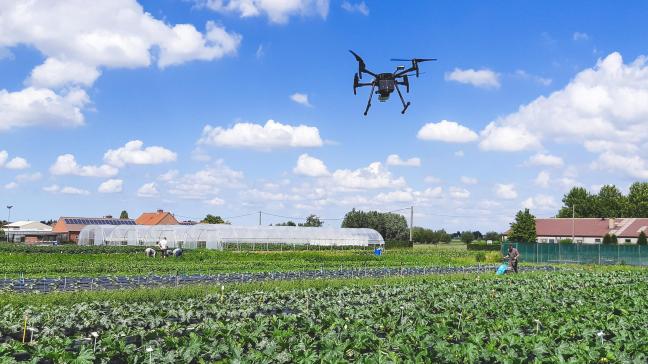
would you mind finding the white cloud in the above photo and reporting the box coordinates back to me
[526,153,564,167]
[0,151,7,166]
[158,170,179,182]
[256,44,265,59]
[4,182,18,189]
[424,176,441,184]
[202,0,330,24]
[43,184,60,193]
[522,194,558,210]
[386,154,421,167]
[0,0,241,131]
[416,187,443,200]
[341,1,369,15]
[98,179,123,193]
[50,154,118,178]
[573,32,589,41]
[460,176,478,185]
[495,183,517,199]
[478,52,648,177]
[205,197,225,206]
[449,186,470,199]
[454,150,465,157]
[591,152,648,179]
[294,154,330,177]
[137,182,159,198]
[417,120,479,143]
[375,190,413,203]
[60,186,90,195]
[5,157,30,170]
[534,171,551,188]
[331,162,406,190]
[165,160,244,199]
[104,140,177,167]
[445,68,500,88]
[15,172,42,182]
[199,120,323,149]
[290,93,312,107]
[0,87,88,131]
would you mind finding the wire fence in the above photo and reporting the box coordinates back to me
[503,242,648,266]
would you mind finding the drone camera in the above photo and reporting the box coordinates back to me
[397,65,405,70]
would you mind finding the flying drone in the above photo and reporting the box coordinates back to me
[350,50,436,115]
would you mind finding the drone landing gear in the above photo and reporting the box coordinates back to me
[394,83,411,114]
[364,83,376,116]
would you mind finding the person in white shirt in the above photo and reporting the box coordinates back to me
[172,248,183,257]
[144,247,156,257]
[158,237,168,258]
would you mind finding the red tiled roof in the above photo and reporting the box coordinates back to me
[536,218,648,238]
[135,211,177,225]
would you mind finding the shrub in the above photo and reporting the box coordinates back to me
[559,239,573,244]
[637,231,647,245]
[475,252,486,263]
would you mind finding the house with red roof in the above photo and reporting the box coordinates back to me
[536,218,648,244]
[135,209,179,225]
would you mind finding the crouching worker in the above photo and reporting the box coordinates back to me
[504,244,520,273]
[172,248,183,257]
[145,247,156,257]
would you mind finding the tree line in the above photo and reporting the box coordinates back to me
[557,182,648,218]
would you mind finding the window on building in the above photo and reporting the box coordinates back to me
[576,239,583,243]
[549,239,555,243]
[595,238,601,243]
[625,238,631,243]
[541,239,547,243]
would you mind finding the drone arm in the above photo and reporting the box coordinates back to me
[394,82,411,114]
[393,66,418,78]
[364,83,376,116]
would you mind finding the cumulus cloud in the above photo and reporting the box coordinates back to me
[591,152,648,179]
[60,186,90,195]
[0,88,88,131]
[290,93,312,107]
[341,1,369,15]
[449,186,470,199]
[198,120,323,149]
[104,140,177,167]
[15,172,42,182]
[205,197,225,206]
[478,52,648,181]
[98,179,123,193]
[522,194,558,210]
[5,157,30,170]
[294,154,330,177]
[0,0,241,131]
[0,151,7,167]
[514,70,552,86]
[386,154,421,167]
[526,153,564,167]
[201,0,330,24]
[50,154,118,178]
[424,176,441,184]
[137,182,159,198]
[331,162,406,190]
[573,32,589,41]
[4,182,17,190]
[495,183,518,199]
[445,68,500,88]
[460,176,478,185]
[417,120,478,143]
[164,160,244,199]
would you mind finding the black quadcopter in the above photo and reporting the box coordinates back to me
[350,50,436,115]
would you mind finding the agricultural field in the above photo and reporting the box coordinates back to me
[0,245,497,278]
[1,270,647,362]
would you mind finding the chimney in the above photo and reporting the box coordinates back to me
[608,218,616,230]
[157,209,164,214]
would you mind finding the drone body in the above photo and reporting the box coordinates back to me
[350,50,436,115]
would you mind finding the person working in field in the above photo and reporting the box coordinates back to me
[504,244,520,273]
[158,237,168,258]
[144,247,156,257]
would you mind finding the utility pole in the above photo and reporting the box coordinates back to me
[258,211,262,226]
[6,205,13,243]
[409,206,414,243]
[572,204,575,243]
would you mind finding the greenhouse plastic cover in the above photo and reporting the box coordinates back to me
[78,224,385,249]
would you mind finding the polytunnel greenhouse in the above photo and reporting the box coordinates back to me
[78,224,385,250]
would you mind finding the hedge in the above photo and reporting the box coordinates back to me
[467,243,502,251]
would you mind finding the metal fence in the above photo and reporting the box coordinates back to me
[502,242,648,266]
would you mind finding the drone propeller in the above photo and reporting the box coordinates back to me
[349,50,366,79]
[403,74,410,93]
[353,73,359,95]
[390,58,437,62]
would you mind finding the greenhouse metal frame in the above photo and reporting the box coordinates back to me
[78,224,384,250]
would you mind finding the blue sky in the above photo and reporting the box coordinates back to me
[1,0,648,231]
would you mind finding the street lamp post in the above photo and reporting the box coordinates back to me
[5,205,13,243]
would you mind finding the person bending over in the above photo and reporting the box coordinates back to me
[504,244,521,273]
[145,247,156,258]
[172,248,183,257]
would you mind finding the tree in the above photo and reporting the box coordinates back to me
[201,214,226,224]
[595,185,627,218]
[460,231,475,244]
[120,210,129,219]
[508,209,537,243]
[557,187,596,218]
[472,231,483,240]
[627,182,648,217]
[611,234,618,244]
[341,209,408,241]
[484,231,501,242]
[300,214,323,227]
[637,231,647,245]
[275,221,297,226]
[602,233,613,245]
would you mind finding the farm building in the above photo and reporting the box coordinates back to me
[2,221,57,244]
[78,224,385,249]
[135,209,179,225]
[536,218,648,244]
[52,216,136,243]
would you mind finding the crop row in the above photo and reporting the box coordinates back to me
[0,265,557,294]
[1,270,646,363]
